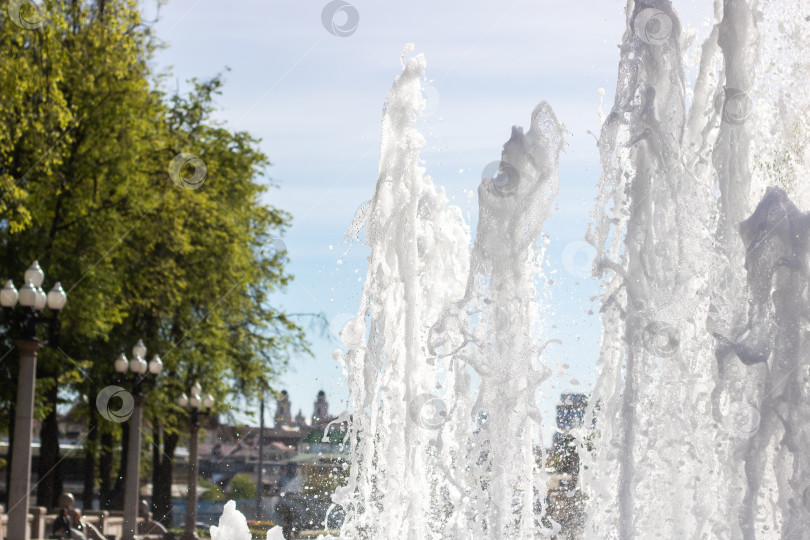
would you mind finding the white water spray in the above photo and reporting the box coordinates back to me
[328,45,564,539]
[209,1,810,538]
[582,1,810,539]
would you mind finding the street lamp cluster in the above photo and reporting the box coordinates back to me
[178,382,214,540]
[114,341,164,378]
[3,262,218,540]
[1,261,67,308]
[110,343,216,540]
[178,381,215,411]
[2,261,67,540]
[1,279,67,311]
[115,339,163,540]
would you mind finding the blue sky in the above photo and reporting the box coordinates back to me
[148,0,711,441]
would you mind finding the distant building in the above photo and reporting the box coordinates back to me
[312,391,329,427]
[275,390,292,427]
[196,389,344,498]
[0,390,347,524]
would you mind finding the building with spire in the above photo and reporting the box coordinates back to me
[194,390,347,504]
[312,390,330,427]
[274,390,292,427]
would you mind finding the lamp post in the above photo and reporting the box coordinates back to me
[115,340,163,540]
[178,383,214,540]
[1,261,66,540]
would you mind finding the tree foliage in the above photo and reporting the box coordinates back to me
[0,0,307,515]
[199,476,226,502]
[229,472,257,500]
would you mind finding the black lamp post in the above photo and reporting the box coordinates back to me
[1,261,66,540]
[114,340,163,540]
[178,382,214,540]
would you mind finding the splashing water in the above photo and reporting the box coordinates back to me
[211,1,810,537]
[327,44,563,539]
[210,501,285,540]
[583,1,810,539]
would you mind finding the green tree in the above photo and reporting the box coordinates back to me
[0,0,160,508]
[137,75,307,524]
[229,473,257,500]
[199,477,226,501]
[0,0,308,519]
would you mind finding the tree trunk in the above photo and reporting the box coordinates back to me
[36,382,62,509]
[151,419,161,518]
[112,421,129,510]
[99,431,113,510]
[82,404,99,509]
[153,430,178,528]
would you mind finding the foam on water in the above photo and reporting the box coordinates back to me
[210,501,285,540]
